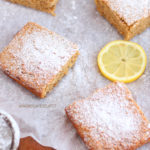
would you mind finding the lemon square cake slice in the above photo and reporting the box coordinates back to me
[0,22,79,98]
[7,0,59,15]
[95,0,150,40]
[65,82,150,149]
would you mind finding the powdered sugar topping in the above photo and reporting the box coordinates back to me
[104,0,150,25]
[1,23,79,90]
[66,82,150,149]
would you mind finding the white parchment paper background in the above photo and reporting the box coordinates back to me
[0,0,150,149]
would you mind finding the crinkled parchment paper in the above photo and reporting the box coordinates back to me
[0,0,150,149]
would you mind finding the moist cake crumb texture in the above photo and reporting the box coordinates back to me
[104,0,150,25]
[66,82,150,149]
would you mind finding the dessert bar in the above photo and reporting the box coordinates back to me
[95,0,150,40]
[7,0,59,15]
[0,22,79,98]
[66,82,150,149]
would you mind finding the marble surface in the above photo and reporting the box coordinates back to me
[0,0,150,149]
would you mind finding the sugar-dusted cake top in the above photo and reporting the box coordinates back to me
[66,82,150,149]
[0,22,79,92]
[104,0,150,25]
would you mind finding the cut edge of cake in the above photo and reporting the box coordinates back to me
[95,0,150,40]
[7,0,59,16]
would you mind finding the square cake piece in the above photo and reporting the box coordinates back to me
[95,0,150,40]
[0,22,79,98]
[65,82,150,150]
[7,0,59,15]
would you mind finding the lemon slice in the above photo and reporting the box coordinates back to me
[97,40,147,83]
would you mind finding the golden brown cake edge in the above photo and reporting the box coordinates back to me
[95,0,150,40]
[7,0,59,15]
